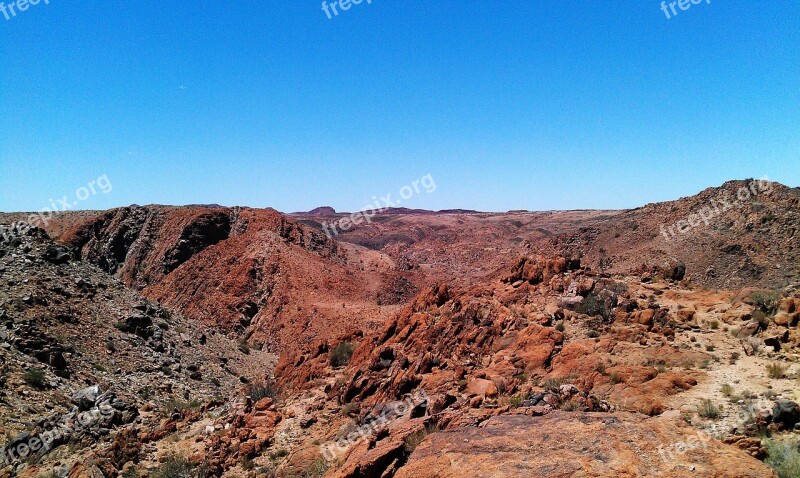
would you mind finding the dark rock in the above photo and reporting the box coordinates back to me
[42,244,73,265]
[772,400,800,430]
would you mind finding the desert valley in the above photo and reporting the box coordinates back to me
[0,179,798,477]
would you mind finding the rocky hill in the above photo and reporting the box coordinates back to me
[55,206,411,353]
[0,226,273,477]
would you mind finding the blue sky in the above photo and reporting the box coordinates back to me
[1,0,798,213]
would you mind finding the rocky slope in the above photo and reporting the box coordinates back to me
[0,226,273,477]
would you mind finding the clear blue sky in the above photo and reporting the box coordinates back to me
[1,1,798,213]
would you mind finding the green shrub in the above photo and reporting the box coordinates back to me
[750,291,782,316]
[541,377,567,392]
[24,368,46,388]
[720,384,734,397]
[555,322,565,332]
[767,362,789,379]
[609,372,624,384]
[298,458,329,478]
[330,342,355,367]
[269,449,288,460]
[249,380,277,401]
[765,439,800,478]
[149,456,201,478]
[576,292,613,321]
[697,399,720,419]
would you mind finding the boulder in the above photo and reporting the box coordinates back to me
[72,385,102,410]
[42,244,73,264]
[772,400,800,430]
[465,378,498,398]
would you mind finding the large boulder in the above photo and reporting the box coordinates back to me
[772,400,800,430]
[72,385,102,410]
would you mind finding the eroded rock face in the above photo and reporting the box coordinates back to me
[395,413,777,478]
[61,206,235,289]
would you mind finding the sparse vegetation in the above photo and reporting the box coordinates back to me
[721,384,734,397]
[269,449,289,460]
[708,319,720,330]
[587,330,600,338]
[541,377,568,392]
[750,291,781,316]
[576,292,613,321]
[249,380,278,401]
[149,456,202,478]
[765,438,800,478]
[555,322,565,332]
[121,467,140,478]
[705,344,715,352]
[609,372,624,384]
[509,395,523,408]
[560,400,580,411]
[595,361,607,375]
[24,368,46,388]
[697,399,720,419]
[294,458,329,478]
[163,398,202,415]
[767,362,789,379]
[330,342,355,367]
[753,309,771,328]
